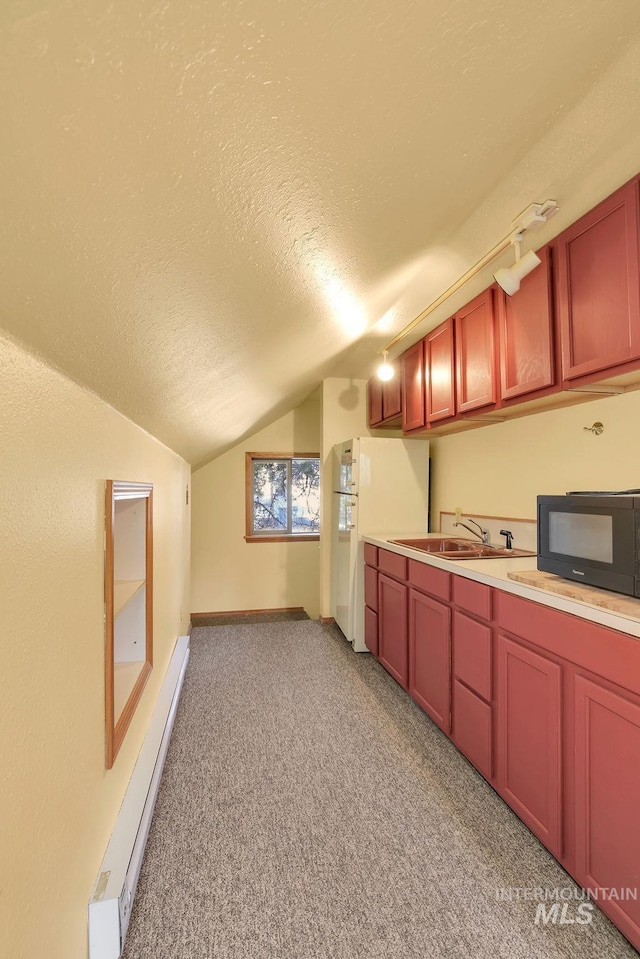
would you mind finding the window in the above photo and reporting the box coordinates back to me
[246,453,320,541]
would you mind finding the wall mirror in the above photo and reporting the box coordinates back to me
[104,480,153,768]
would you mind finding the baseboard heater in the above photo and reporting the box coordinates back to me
[88,634,190,959]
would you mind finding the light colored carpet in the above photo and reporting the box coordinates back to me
[122,621,638,959]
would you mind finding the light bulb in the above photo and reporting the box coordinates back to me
[377,351,394,381]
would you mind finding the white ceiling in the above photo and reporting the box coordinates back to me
[2,1,640,465]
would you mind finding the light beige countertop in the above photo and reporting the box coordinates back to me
[362,532,640,640]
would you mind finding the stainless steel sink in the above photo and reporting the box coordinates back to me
[389,536,535,560]
[390,537,477,552]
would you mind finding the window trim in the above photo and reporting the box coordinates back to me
[245,452,321,542]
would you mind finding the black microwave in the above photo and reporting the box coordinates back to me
[537,493,640,598]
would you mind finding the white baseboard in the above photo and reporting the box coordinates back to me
[88,634,190,959]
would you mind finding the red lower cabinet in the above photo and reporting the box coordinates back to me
[574,674,640,944]
[452,610,492,701]
[496,634,563,859]
[451,584,494,780]
[364,564,378,611]
[408,588,451,733]
[362,555,640,954]
[364,605,378,657]
[452,680,493,781]
[378,573,408,688]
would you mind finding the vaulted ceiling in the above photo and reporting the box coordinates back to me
[3,1,640,465]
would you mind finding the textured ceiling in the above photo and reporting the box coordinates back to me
[2,1,640,465]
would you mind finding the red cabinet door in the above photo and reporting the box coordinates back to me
[497,634,563,858]
[367,377,384,426]
[498,245,556,400]
[368,370,402,426]
[455,289,497,412]
[383,370,402,419]
[408,588,451,733]
[557,180,640,381]
[401,339,426,431]
[378,573,408,688]
[574,674,640,943]
[425,318,456,423]
[364,606,379,657]
[452,680,493,781]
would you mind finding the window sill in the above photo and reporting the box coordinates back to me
[245,534,320,543]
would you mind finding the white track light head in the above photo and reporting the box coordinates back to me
[494,249,541,296]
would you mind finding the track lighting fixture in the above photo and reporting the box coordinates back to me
[493,234,542,296]
[374,201,559,359]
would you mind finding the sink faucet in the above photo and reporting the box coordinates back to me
[454,517,491,545]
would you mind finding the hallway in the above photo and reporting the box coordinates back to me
[123,622,637,959]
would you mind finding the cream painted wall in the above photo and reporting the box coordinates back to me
[319,378,371,618]
[430,390,640,527]
[0,332,191,959]
[191,389,322,619]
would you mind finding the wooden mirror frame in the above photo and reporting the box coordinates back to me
[104,480,153,768]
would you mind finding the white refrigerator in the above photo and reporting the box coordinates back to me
[330,436,430,652]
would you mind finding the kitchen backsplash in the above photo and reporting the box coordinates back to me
[439,511,537,552]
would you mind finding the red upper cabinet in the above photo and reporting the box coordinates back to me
[497,245,556,401]
[401,339,426,432]
[425,318,456,423]
[367,378,384,427]
[556,179,640,382]
[367,362,402,427]
[382,369,402,419]
[455,288,497,413]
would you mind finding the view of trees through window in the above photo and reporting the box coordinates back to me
[250,456,320,536]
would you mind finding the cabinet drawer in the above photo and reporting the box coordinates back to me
[364,543,378,567]
[408,559,451,602]
[453,575,492,621]
[378,549,408,581]
[365,606,378,657]
[496,590,640,695]
[364,565,378,611]
[453,611,492,701]
[452,679,493,781]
